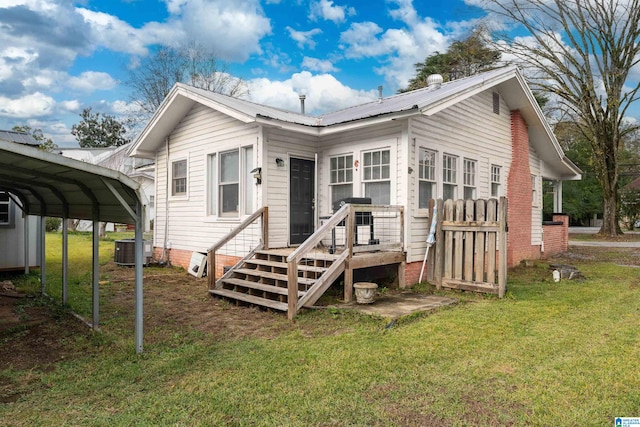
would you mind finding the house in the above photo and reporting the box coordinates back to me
[58,144,156,232]
[130,66,581,291]
[0,131,40,272]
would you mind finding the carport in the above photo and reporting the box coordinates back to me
[0,139,146,353]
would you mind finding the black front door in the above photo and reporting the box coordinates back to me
[289,157,315,245]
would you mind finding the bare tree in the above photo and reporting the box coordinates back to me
[127,43,249,117]
[481,0,640,235]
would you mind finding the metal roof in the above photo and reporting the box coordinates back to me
[0,139,142,224]
[129,66,581,180]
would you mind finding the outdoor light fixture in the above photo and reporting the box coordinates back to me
[275,157,285,167]
[250,167,262,184]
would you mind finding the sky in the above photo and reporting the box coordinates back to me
[2,0,488,147]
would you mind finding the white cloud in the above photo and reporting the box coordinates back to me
[286,27,323,49]
[174,0,271,62]
[309,0,355,24]
[67,72,118,93]
[248,71,376,114]
[58,100,81,112]
[0,92,55,118]
[76,8,149,56]
[302,57,339,73]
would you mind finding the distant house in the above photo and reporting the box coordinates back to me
[130,66,581,284]
[58,144,155,232]
[0,130,40,271]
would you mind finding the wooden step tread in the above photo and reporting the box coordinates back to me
[244,258,329,273]
[209,289,288,311]
[221,277,305,297]
[233,268,316,285]
[255,250,339,262]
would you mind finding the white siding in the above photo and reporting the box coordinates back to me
[406,91,512,262]
[529,144,543,245]
[154,104,261,253]
[316,121,404,216]
[0,215,38,270]
[264,128,318,248]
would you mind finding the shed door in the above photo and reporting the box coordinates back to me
[289,157,315,245]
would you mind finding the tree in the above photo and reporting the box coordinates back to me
[127,43,249,116]
[481,0,640,236]
[71,107,130,148]
[11,125,57,152]
[401,27,501,92]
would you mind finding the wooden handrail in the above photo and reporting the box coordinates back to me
[286,203,351,264]
[207,206,267,253]
[207,206,267,289]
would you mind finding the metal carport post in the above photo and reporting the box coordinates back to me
[0,139,146,353]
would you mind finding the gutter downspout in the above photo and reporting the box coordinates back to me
[162,136,170,265]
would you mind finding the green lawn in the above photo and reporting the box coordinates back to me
[1,232,639,425]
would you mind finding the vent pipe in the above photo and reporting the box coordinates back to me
[299,94,306,114]
[378,85,383,103]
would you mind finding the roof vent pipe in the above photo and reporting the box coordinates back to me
[299,94,306,114]
[378,85,383,103]
[427,74,444,89]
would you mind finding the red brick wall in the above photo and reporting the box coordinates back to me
[152,247,241,277]
[507,110,540,267]
[542,214,569,258]
[405,260,424,285]
[153,247,193,270]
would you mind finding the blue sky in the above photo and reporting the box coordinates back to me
[1,0,488,147]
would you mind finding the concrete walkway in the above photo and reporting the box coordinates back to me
[335,291,457,320]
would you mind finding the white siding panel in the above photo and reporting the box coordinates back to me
[154,104,261,253]
[530,145,543,245]
[265,128,318,248]
[406,91,512,262]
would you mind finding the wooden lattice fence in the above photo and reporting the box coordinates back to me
[428,197,507,297]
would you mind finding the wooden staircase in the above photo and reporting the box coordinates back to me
[209,249,341,313]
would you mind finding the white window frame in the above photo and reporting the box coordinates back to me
[362,148,391,205]
[442,153,458,200]
[329,153,353,206]
[219,149,240,217]
[531,174,538,207]
[207,146,255,218]
[463,158,477,200]
[490,164,502,198]
[171,158,188,197]
[418,148,437,210]
[0,192,11,226]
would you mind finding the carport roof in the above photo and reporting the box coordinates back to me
[0,139,141,224]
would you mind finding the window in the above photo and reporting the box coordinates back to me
[171,159,187,196]
[220,150,240,216]
[363,149,391,204]
[330,154,353,205]
[442,154,458,200]
[0,192,9,225]
[531,174,538,206]
[418,148,436,209]
[490,165,501,197]
[207,147,254,217]
[149,195,155,208]
[463,158,477,200]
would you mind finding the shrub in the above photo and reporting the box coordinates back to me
[45,217,62,232]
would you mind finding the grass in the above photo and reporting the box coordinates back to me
[1,233,640,425]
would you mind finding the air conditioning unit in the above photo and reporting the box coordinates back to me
[114,239,152,266]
